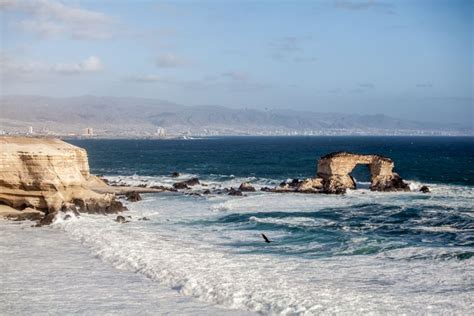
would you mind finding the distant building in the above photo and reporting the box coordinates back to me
[83,127,94,136]
[155,127,166,137]
[28,126,34,134]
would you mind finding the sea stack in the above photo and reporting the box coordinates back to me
[0,136,126,223]
[315,152,410,194]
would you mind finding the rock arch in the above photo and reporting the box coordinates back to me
[315,152,409,193]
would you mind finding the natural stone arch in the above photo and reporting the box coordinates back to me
[315,152,409,193]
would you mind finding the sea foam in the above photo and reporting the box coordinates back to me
[50,177,474,314]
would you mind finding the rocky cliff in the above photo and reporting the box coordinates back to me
[0,137,125,224]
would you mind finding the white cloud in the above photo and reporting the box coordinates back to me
[1,0,114,39]
[156,53,188,68]
[0,52,103,77]
[53,56,103,74]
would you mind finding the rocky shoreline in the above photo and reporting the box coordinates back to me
[0,137,426,225]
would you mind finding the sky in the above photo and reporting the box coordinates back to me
[0,0,473,126]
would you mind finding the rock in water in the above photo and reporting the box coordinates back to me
[171,172,180,177]
[173,182,190,190]
[296,178,324,193]
[115,215,128,223]
[228,188,243,196]
[0,137,126,223]
[239,182,256,192]
[125,191,142,202]
[173,177,200,189]
[315,152,409,193]
[184,177,200,186]
[419,185,430,193]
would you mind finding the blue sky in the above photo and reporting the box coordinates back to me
[1,0,472,125]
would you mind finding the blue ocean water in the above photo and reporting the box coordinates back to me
[70,136,474,185]
[68,136,474,259]
[60,136,474,313]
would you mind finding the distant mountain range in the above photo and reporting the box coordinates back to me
[0,95,471,136]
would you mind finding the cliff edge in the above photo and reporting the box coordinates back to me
[0,136,125,224]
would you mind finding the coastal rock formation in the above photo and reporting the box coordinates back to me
[239,182,256,192]
[275,179,302,192]
[0,137,126,222]
[173,177,200,189]
[125,191,142,202]
[419,185,430,193]
[268,152,409,194]
[296,178,324,193]
[228,188,243,196]
[316,152,409,194]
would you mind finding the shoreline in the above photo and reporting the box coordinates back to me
[0,219,252,315]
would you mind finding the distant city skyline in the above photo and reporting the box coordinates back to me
[1,0,472,126]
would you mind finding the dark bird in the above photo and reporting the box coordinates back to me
[261,233,272,243]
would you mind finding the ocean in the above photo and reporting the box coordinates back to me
[2,136,473,314]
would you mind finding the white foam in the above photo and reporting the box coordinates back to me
[249,216,332,228]
[105,174,280,192]
[50,182,474,314]
[0,221,247,315]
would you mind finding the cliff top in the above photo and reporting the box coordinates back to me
[320,151,392,162]
[0,136,83,154]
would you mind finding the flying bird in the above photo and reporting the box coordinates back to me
[261,233,272,243]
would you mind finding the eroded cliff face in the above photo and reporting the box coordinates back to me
[0,137,125,223]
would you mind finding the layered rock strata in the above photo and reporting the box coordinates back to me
[0,137,126,223]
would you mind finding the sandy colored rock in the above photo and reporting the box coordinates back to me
[239,182,256,192]
[0,205,44,221]
[316,152,409,193]
[0,136,126,221]
[296,178,324,192]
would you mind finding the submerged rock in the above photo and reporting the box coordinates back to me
[228,188,243,196]
[149,185,177,192]
[171,172,180,178]
[173,182,190,190]
[115,215,128,223]
[184,177,200,186]
[419,185,430,193]
[173,177,200,189]
[125,191,142,202]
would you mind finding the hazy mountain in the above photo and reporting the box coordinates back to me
[0,95,470,136]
